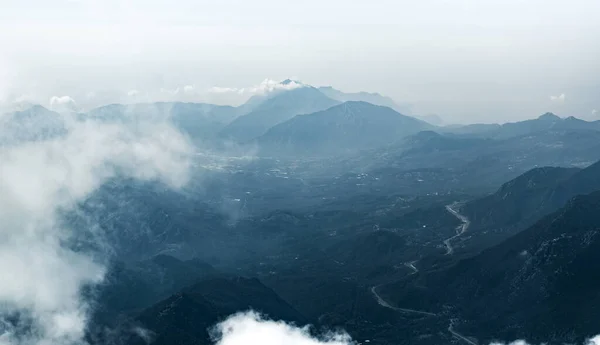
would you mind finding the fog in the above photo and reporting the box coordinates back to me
[0,109,192,345]
[1,0,599,122]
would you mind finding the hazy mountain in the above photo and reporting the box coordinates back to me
[416,113,444,126]
[447,112,600,139]
[318,86,410,111]
[256,101,432,156]
[0,105,67,144]
[87,102,241,141]
[219,87,340,142]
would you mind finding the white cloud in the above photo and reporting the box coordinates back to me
[183,85,195,94]
[549,93,566,103]
[211,311,354,345]
[49,96,79,112]
[127,89,140,97]
[160,87,180,96]
[489,335,600,345]
[208,86,240,94]
[592,109,598,116]
[208,79,306,96]
[50,96,77,106]
[0,109,192,345]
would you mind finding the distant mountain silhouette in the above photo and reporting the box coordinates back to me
[0,105,67,144]
[256,101,432,156]
[219,87,339,142]
[447,112,600,139]
[87,102,240,141]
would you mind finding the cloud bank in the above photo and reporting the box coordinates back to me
[211,311,354,345]
[0,108,192,345]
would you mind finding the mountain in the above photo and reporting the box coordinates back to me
[94,254,218,321]
[219,87,340,142]
[447,112,600,139]
[0,105,67,144]
[129,277,307,345]
[384,191,600,344]
[87,102,240,141]
[462,159,600,244]
[416,113,444,126]
[318,86,410,112]
[256,101,433,156]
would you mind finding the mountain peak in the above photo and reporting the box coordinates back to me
[537,112,561,121]
[280,79,302,86]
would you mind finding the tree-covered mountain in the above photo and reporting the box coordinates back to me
[128,277,307,345]
[383,191,600,344]
[462,159,600,245]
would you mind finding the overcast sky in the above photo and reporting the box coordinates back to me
[0,0,599,122]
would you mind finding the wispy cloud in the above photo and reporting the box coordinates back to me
[208,78,305,96]
[127,89,140,97]
[549,93,566,104]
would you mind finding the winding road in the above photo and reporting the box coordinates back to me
[369,202,478,344]
[443,203,471,255]
[449,320,478,345]
[370,285,437,316]
[404,260,419,274]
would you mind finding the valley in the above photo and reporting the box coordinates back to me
[3,81,600,345]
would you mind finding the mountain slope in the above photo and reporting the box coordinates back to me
[382,191,600,343]
[130,277,307,345]
[87,102,240,141]
[256,101,432,156]
[219,87,339,142]
[463,159,600,243]
[447,112,600,139]
[0,105,67,144]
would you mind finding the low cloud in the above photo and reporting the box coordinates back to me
[0,108,192,345]
[549,93,566,104]
[49,96,79,112]
[211,311,354,345]
[209,86,240,94]
[490,335,600,345]
[592,109,598,116]
[208,78,306,96]
[127,89,140,97]
[183,85,196,94]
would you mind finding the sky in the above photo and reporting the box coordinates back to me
[0,0,599,123]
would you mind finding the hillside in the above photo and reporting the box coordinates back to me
[256,101,432,156]
[219,87,339,142]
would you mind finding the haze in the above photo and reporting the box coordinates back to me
[1,0,599,122]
